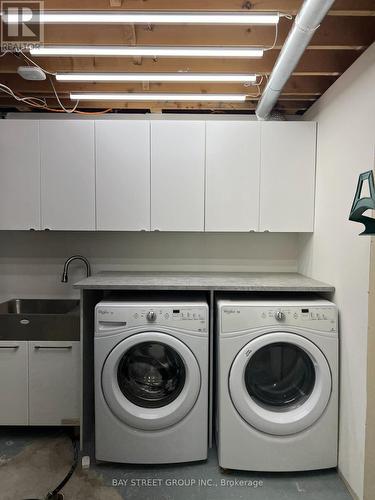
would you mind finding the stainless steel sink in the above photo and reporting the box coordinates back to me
[0,298,79,315]
[0,298,80,341]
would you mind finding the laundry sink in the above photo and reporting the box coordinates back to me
[0,298,80,341]
[0,298,79,315]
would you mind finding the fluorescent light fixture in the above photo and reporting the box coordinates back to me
[57,73,258,83]
[3,11,280,25]
[70,93,247,102]
[30,46,264,58]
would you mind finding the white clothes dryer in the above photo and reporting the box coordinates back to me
[216,297,338,472]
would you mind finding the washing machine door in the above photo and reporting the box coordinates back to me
[101,331,201,431]
[229,332,332,436]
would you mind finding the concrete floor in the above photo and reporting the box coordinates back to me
[0,428,352,500]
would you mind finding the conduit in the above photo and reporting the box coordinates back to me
[256,0,335,120]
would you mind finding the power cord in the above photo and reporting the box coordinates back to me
[46,434,79,500]
[23,433,79,500]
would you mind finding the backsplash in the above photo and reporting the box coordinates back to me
[0,231,299,299]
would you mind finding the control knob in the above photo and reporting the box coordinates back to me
[147,311,157,322]
[275,311,285,321]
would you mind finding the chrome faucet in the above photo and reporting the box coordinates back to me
[61,255,91,283]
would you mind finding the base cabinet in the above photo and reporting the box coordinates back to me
[0,341,28,425]
[28,341,80,426]
[0,340,80,426]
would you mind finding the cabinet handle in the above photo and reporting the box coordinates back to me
[34,345,72,350]
[0,345,20,349]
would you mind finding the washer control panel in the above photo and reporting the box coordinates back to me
[221,304,337,334]
[96,302,208,335]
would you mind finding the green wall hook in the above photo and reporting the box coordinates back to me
[349,170,375,235]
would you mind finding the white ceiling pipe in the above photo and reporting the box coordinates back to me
[256,0,335,120]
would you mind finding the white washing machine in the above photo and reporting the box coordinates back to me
[95,299,209,464]
[216,297,338,472]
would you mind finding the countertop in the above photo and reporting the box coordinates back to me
[74,272,334,293]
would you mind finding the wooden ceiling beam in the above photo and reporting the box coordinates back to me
[0,74,336,95]
[0,93,313,104]
[39,17,374,49]
[0,96,311,112]
[41,0,375,16]
[0,50,361,75]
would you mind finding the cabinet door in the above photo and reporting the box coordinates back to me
[29,341,80,426]
[40,120,95,230]
[0,341,28,425]
[260,122,316,232]
[206,121,260,231]
[0,120,40,230]
[96,120,150,231]
[151,121,205,231]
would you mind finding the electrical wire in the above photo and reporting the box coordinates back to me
[263,12,293,53]
[22,433,79,500]
[0,78,112,114]
[48,76,79,113]
[264,22,279,51]
[0,83,47,106]
[244,74,264,99]
[5,51,113,113]
[19,50,57,76]
[45,435,79,500]
[280,13,294,21]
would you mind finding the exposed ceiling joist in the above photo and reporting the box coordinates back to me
[0,1,373,114]
[0,95,310,112]
[0,50,361,75]
[41,0,375,16]
[0,74,337,95]
[38,17,374,49]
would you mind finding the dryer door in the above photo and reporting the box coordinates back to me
[101,331,201,430]
[229,332,332,436]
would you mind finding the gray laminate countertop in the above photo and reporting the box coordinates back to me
[74,272,334,293]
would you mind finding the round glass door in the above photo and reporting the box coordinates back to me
[229,332,332,436]
[244,342,316,410]
[117,341,186,408]
[101,332,201,431]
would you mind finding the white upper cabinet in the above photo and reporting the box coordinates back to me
[0,120,40,230]
[151,120,205,231]
[0,118,316,233]
[205,121,260,232]
[96,120,151,231]
[260,122,316,232]
[40,120,96,230]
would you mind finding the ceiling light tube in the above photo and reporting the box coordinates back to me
[70,93,247,102]
[30,46,264,58]
[57,73,258,83]
[3,11,280,25]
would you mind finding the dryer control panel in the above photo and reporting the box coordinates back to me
[95,302,208,335]
[221,304,337,334]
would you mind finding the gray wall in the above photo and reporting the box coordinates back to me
[0,231,299,299]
